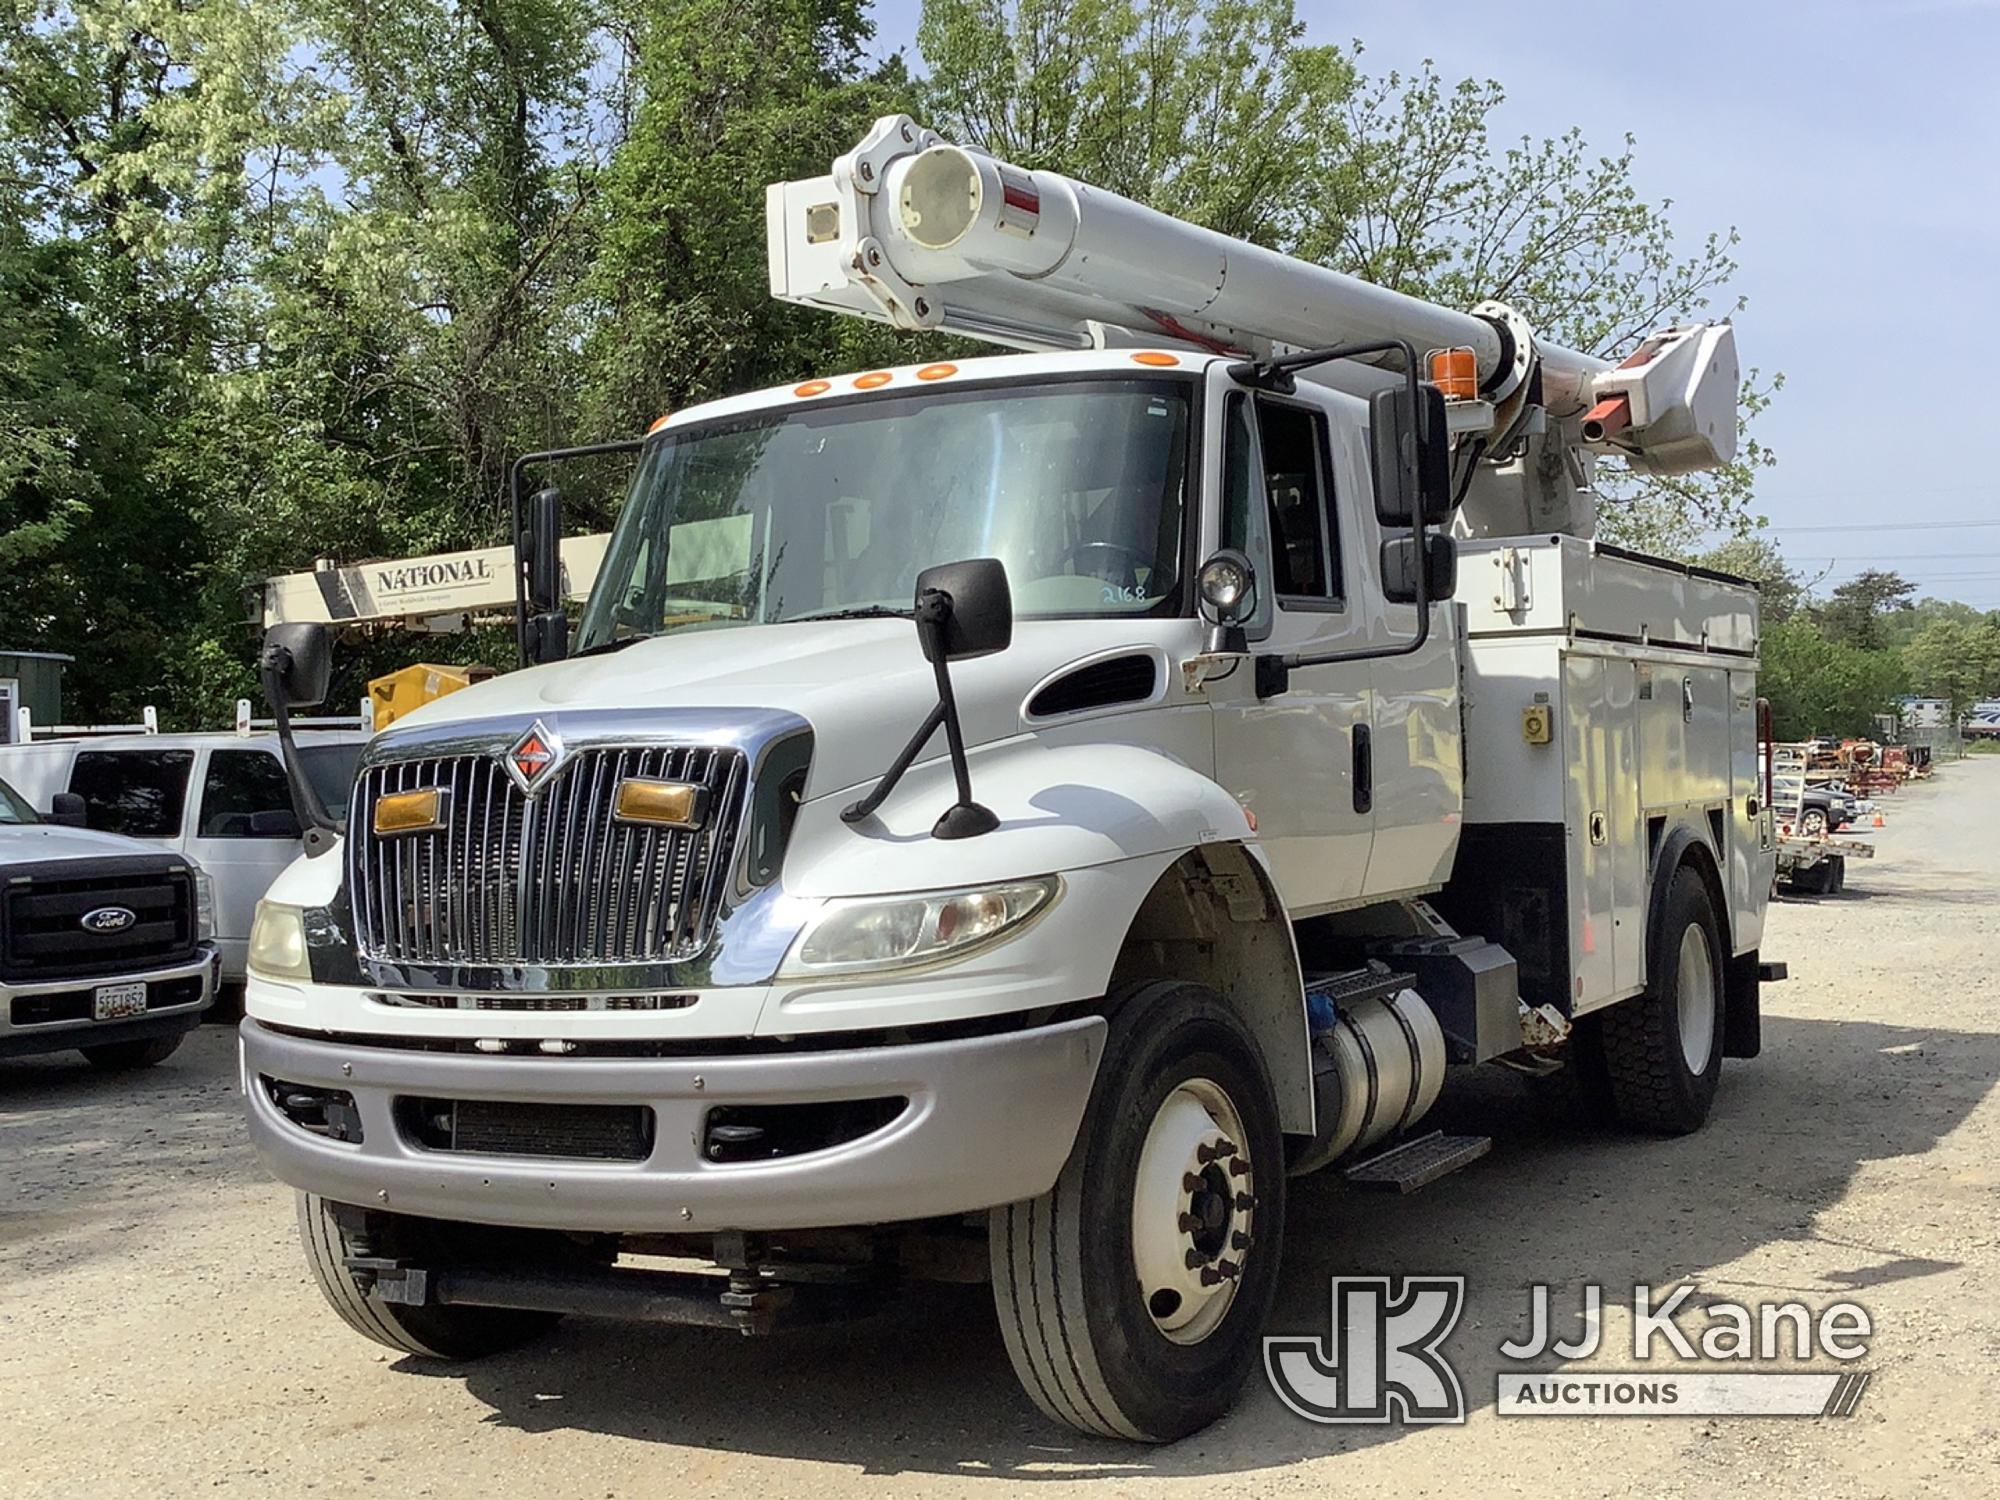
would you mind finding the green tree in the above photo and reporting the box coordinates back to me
[1760,618,1906,740]
[1695,534,1802,624]
[1902,617,2000,709]
[1814,569,1915,652]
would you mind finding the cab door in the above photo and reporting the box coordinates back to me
[183,746,306,979]
[1208,381,1375,914]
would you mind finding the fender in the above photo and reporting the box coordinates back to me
[783,736,1260,897]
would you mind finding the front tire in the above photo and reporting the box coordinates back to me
[990,981,1286,1442]
[80,1034,184,1070]
[298,1193,563,1360]
[1591,866,1725,1134]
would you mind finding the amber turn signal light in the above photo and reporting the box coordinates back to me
[373,787,446,836]
[614,778,705,829]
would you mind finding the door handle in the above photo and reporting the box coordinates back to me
[1352,723,1373,815]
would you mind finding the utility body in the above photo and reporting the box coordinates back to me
[241,116,1777,1440]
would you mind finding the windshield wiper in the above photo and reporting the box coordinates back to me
[786,605,913,623]
[571,633,653,659]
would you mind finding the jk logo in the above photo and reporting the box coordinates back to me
[1264,1276,1468,1424]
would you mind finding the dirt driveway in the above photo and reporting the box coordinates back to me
[4,762,1998,1499]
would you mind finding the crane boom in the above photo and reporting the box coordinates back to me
[768,115,1742,534]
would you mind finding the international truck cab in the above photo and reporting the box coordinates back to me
[242,117,1774,1442]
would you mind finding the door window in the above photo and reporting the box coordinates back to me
[69,750,196,837]
[1221,394,1343,630]
[199,749,302,838]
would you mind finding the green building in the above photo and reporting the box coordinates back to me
[0,650,73,742]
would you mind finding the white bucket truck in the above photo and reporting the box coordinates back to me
[242,117,1779,1441]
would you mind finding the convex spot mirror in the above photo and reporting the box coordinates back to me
[915,558,1013,662]
[260,622,332,708]
[1197,548,1257,654]
[1380,533,1458,606]
[1370,382,1454,527]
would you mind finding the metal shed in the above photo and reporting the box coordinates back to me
[0,651,73,742]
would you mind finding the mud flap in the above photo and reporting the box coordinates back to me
[1723,950,1763,1060]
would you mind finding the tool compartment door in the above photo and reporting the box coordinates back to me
[1563,650,1641,1010]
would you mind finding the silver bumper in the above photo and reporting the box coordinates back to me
[240,1015,1105,1233]
[0,946,217,1056]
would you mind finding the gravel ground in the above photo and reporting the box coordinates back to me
[4,761,1998,1499]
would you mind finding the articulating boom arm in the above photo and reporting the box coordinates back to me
[767,115,1741,533]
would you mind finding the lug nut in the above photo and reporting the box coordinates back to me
[1199,1266,1224,1286]
[1235,1192,1257,1211]
[1183,1172,1203,1193]
[1185,1248,1206,1270]
[1178,1212,1197,1232]
[1231,1231,1252,1252]
[1216,1258,1241,1280]
[1228,1157,1252,1177]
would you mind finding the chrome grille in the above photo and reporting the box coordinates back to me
[348,744,748,968]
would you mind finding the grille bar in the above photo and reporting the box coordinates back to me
[349,743,748,969]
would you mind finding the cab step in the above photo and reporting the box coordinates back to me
[1343,1131,1492,1193]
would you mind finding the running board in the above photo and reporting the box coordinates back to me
[1343,1131,1492,1193]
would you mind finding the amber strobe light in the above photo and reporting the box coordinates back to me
[373,787,446,836]
[613,778,705,829]
[1427,346,1479,400]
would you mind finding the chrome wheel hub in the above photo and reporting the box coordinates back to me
[1677,923,1717,1074]
[1131,1078,1254,1345]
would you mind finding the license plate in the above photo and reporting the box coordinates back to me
[93,982,148,1021]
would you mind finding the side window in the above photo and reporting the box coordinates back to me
[1220,395,1276,636]
[69,750,195,837]
[198,750,299,838]
[1254,399,1340,605]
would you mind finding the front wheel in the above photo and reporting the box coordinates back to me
[298,1193,563,1360]
[80,1034,184,1070]
[990,981,1286,1442]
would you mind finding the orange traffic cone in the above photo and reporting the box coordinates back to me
[1872,810,1885,828]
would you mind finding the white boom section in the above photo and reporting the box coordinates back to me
[768,115,1739,484]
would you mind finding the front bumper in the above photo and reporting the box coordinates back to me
[0,946,219,1059]
[240,1014,1105,1233]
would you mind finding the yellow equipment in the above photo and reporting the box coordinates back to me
[367,663,498,729]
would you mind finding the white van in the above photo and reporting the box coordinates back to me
[0,730,367,983]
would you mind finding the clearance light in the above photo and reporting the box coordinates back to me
[613,777,706,829]
[853,371,893,389]
[647,412,674,434]
[373,787,446,836]
[1427,346,1479,400]
[794,379,832,397]
[917,363,958,381]
[1131,351,1180,367]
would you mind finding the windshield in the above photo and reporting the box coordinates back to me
[0,776,36,825]
[575,377,1192,651]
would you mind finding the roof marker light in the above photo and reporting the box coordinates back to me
[794,379,832,397]
[854,371,893,389]
[647,412,674,434]
[917,363,958,381]
[1131,351,1179,367]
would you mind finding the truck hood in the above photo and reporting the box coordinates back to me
[0,822,181,864]
[390,618,1196,798]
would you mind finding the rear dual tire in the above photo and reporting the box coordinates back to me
[990,982,1286,1442]
[1584,866,1725,1135]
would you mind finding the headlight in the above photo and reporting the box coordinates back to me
[248,900,310,981]
[192,866,216,941]
[778,877,1059,978]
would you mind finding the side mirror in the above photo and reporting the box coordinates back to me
[260,622,331,707]
[249,808,304,839]
[1369,383,1454,527]
[1196,548,1257,654]
[49,791,87,828]
[1380,533,1458,606]
[913,558,1012,662]
[520,485,569,665]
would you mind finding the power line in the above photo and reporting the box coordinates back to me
[1788,552,2000,561]
[1768,524,2000,536]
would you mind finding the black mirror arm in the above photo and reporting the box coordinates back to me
[1241,339,1434,696]
[841,701,946,825]
[259,648,341,852]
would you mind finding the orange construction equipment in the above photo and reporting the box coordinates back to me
[368,662,499,729]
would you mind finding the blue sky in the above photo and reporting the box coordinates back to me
[866,0,2000,607]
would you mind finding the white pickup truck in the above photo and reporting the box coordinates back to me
[0,774,218,1067]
